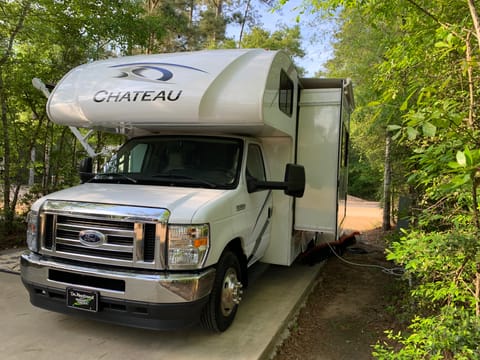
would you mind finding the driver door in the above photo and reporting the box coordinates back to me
[244,143,273,264]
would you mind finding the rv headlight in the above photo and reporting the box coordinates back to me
[26,210,39,252]
[168,224,209,269]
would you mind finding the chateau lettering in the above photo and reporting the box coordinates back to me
[93,90,182,103]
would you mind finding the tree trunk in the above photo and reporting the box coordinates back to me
[466,32,475,128]
[0,69,13,226]
[41,122,52,194]
[238,0,251,47]
[51,127,69,190]
[467,0,480,52]
[210,0,224,44]
[383,131,392,231]
[0,1,31,232]
[145,0,161,54]
[476,269,480,316]
[473,178,480,231]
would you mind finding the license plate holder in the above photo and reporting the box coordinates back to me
[66,288,99,312]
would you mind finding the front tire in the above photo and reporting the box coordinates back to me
[201,250,243,332]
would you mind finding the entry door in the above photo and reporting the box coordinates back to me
[245,144,273,264]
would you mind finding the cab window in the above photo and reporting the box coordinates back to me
[246,144,266,181]
[279,70,294,117]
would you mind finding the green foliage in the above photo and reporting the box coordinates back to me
[373,229,480,358]
[240,25,305,58]
[348,141,382,200]
[138,0,190,53]
[374,306,480,359]
[388,230,479,307]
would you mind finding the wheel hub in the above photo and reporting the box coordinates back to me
[220,267,243,317]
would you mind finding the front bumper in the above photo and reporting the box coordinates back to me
[21,251,215,329]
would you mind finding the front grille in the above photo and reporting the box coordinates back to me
[44,214,54,249]
[58,216,134,230]
[56,243,134,261]
[39,201,169,270]
[144,224,156,262]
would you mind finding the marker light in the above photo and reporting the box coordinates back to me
[26,211,39,252]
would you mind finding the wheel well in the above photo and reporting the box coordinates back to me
[224,238,248,288]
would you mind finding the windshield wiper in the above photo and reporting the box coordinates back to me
[152,174,217,188]
[92,173,137,184]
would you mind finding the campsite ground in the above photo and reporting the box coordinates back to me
[272,197,404,360]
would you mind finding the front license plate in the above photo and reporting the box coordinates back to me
[67,288,99,312]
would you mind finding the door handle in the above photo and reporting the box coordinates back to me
[236,204,246,212]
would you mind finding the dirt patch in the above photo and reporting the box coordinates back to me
[343,196,384,232]
[272,199,403,360]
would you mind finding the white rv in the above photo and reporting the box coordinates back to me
[21,49,354,332]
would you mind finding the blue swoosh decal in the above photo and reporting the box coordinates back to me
[110,62,208,73]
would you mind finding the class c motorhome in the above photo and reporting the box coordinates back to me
[21,49,354,332]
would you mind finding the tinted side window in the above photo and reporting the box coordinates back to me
[279,70,294,117]
[246,144,266,181]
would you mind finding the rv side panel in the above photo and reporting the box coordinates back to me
[295,87,343,240]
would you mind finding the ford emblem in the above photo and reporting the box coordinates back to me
[79,230,105,247]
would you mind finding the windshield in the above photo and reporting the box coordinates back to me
[93,136,243,189]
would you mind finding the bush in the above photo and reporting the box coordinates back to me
[374,305,480,359]
[373,229,480,358]
[0,216,26,250]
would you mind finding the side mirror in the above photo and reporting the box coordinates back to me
[284,164,305,197]
[79,157,94,183]
[247,163,305,198]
